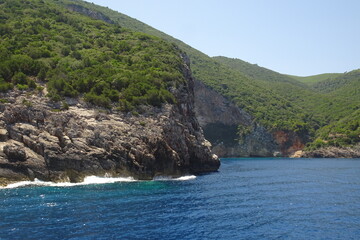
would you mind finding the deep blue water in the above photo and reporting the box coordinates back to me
[1,158,360,240]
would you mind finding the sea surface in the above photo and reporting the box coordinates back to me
[1,158,360,240]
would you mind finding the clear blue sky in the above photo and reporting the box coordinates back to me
[90,0,360,76]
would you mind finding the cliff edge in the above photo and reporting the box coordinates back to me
[0,55,219,186]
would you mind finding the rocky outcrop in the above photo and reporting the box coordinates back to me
[0,56,219,186]
[194,80,305,157]
[301,145,360,158]
[194,80,252,127]
[67,4,115,24]
[273,130,305,156]
[211,124,279,157]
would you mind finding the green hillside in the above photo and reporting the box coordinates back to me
[312,69,360,93]
[213,56,307,87]
[46,0,360,148]
[211,57,358,121]
[212,56,330,119]
[288,73,342,85]
[61,1,321,135]
[0,0,184,110]
[1,0,358,151]
[308,109,360,149]
[212,57,360,148]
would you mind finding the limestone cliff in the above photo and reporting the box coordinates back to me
[194,80,305,157]
[0,56,219,186]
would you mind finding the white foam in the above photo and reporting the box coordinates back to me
[1,174,196,189]
[3,180,37,189]
[175,175,196,181]
[1,176,136,189]
[153,175,196,181]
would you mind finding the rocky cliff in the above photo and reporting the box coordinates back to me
[194,80,305,157]
[0,56,219,186]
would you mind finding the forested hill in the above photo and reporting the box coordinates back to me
[63,1,318,133]
[68,0,358,152]
[288,73,342,85]
[212,57,360,150]
[212,56,307,87]
[0,0,185,110]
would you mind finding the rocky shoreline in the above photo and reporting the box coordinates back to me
[300,145,360,158]
[0,56,220,187]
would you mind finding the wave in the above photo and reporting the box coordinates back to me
[2,176,136,189]
[1,175,196,189]
[153,175,196,181]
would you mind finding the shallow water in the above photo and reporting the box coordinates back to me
[1,158,360,240]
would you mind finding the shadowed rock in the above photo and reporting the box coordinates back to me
[3,145,27,162]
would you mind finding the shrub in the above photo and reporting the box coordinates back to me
[37,68,47,81]
[61,47,70,56]
[27,79,37,89]
[118,99,134,112]
[12,72,28,85]
[145,89,162,107]
[61,101,69,110]
[22,99,32,107]
[17,84,29,90]
[0,81,13,92]
[84,92,111,109]
[47,91,62,102]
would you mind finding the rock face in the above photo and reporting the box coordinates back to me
[67,4,114,24]
[3,144,27,162]
[0,55,219,185]
[194,80,304,157]
[273,130,306,157]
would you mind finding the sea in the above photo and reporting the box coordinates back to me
[1,158,360,240]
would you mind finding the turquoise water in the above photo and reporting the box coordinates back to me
[1,158,360,240]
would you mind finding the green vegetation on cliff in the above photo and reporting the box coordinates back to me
[0,0,185,109]
[308,109,360,149]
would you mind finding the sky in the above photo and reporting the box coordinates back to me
[89,0,360,76]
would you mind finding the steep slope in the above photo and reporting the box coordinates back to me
[0,0,219,186]
[58,0,360,157]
